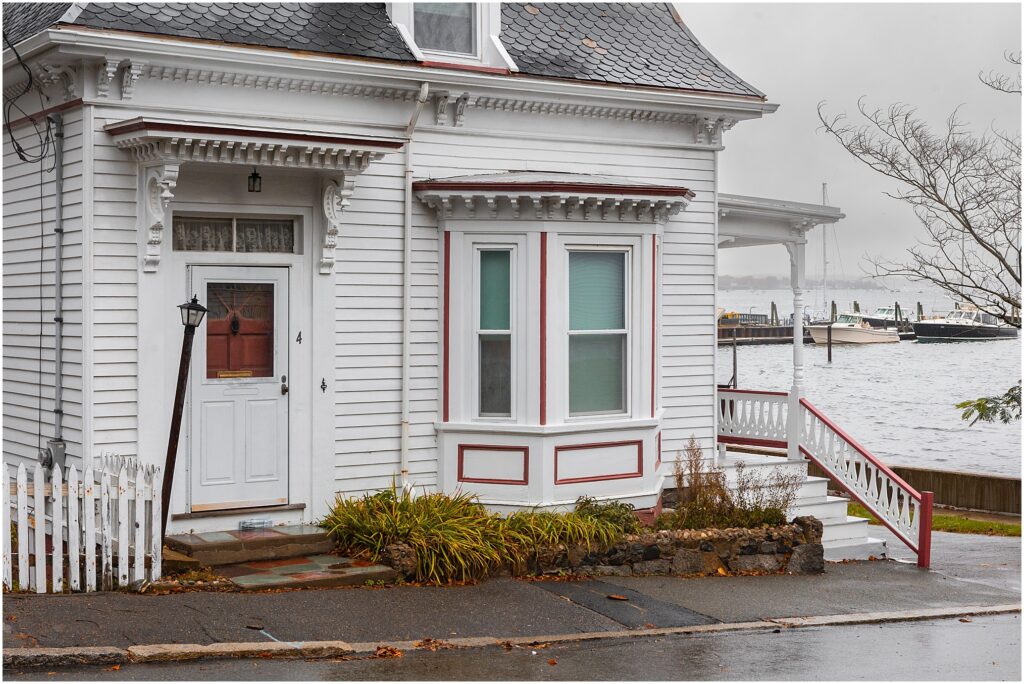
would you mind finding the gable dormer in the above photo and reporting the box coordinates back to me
[387,2,518,71]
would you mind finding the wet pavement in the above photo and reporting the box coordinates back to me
[3,530,1019,650]
[6,613,1020,681]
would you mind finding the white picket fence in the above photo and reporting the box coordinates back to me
[2,458,163,593]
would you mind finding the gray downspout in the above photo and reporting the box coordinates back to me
[45,113,66,470]
[400,82,430,491]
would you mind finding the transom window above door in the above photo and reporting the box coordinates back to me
[173,216,296,254]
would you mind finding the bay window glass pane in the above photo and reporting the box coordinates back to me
[480,334,511,416]
[479,250,511,330]
[569,334,626,414]
[570,252,625,330]
[414,3,475,54]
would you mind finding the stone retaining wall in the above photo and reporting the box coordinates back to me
[382,516,825,580]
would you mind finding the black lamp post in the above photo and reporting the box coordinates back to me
[161,296,207,534]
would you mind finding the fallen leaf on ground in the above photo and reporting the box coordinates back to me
[606,594,628,601]
[105,665,121,671]
[959,617,973,623]
[415,638,455,651]
[501,641,515,651]
[548,659,558,666]
[717,567,728,576]
[372,645,403,659]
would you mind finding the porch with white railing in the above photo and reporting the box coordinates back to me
[716,195,933,568]
[717,388,933,567]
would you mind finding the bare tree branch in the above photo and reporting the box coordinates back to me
[817,85,1021,327]
[980,51,1022,94]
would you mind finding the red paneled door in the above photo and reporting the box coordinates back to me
[188,266,289,511]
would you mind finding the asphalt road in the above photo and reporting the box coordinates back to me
[6,614,1020,681]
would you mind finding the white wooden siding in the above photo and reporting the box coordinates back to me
[62,82,718,504]
[89,115,141,458]
[2,107,86,468]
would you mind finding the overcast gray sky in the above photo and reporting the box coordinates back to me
[676,2,1021,279]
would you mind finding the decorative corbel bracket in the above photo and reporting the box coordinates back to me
[321,174,357,274]
[453,93,471,127]
[434,92,450,125]
[142,164,180,272]
[120,60,146,100]
[96,58,121,98]
[694,116,738,145]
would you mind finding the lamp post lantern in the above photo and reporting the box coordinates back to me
[161,295,207,534]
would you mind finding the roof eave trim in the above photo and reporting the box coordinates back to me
[41,26,778,117]
[719,193,846,224]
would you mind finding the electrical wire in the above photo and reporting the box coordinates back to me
[4,30,56,451]
[3,30,55,169]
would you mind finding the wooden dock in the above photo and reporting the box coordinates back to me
[717,325,813,346]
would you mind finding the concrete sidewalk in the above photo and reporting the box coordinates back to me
[3,530,1019,651]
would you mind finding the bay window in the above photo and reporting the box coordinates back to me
[568,251,628,415]
[478,249,512,417]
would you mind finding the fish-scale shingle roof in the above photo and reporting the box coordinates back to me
[2,2,762,98]
[70,2,416,61]
[501,3,761,97]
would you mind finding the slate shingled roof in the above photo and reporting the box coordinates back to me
[2,2,762,98]
[501,3,761,97]
[2,2,72,46]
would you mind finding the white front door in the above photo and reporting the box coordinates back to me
[189,266,290,511]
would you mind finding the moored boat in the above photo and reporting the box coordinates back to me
[913,306,1018,341]
[808,313,900,344]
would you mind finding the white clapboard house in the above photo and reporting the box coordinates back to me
[3,3,933,565]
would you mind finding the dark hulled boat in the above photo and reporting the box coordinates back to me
[913,308,1018,341]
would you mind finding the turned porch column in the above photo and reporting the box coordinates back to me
[785,231,807,461]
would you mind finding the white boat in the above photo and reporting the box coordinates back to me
[807,313,900,344]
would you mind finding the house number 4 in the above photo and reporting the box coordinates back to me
[296,331,302,344]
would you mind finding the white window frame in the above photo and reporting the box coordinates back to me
[565,245,633,420]
[388,2,514,69]
[171,213,302,255]
[473,242,517,421]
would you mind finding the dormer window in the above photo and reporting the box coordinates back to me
[414,3,476,55]
[388,2,516,70]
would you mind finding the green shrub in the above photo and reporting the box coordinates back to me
[573,496,643,535]
[321,485,624,584]
[656,436,799,530]
[321,486,510,584]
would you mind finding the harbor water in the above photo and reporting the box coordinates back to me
[716,289,1021,476]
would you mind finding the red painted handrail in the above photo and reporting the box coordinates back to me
[718,388,788,397]
[799,398,921,497]
[799,398,933,569]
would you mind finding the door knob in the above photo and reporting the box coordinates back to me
[281,375,289,395]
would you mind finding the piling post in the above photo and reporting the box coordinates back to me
[827,324,832,362]
[853,300,860,313]
[732,336,738,388]
[830,300,837,321]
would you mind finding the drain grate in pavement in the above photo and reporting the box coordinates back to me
[533,580,719,629]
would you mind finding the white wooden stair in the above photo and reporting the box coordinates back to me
[718,453,887,561]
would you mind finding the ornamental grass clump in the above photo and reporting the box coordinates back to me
[321,486,510,584]
[656,436,800,530]
[321,485,625,584]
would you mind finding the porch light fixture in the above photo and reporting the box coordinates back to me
[161,295,209,534]
[178,295,208,328]
[248,166,262,193]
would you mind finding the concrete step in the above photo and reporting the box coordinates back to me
[821,515,874,543]
[218,554,397,590]
[824,536,888,561]
[790,495,850,523]
[165,524,334,567]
